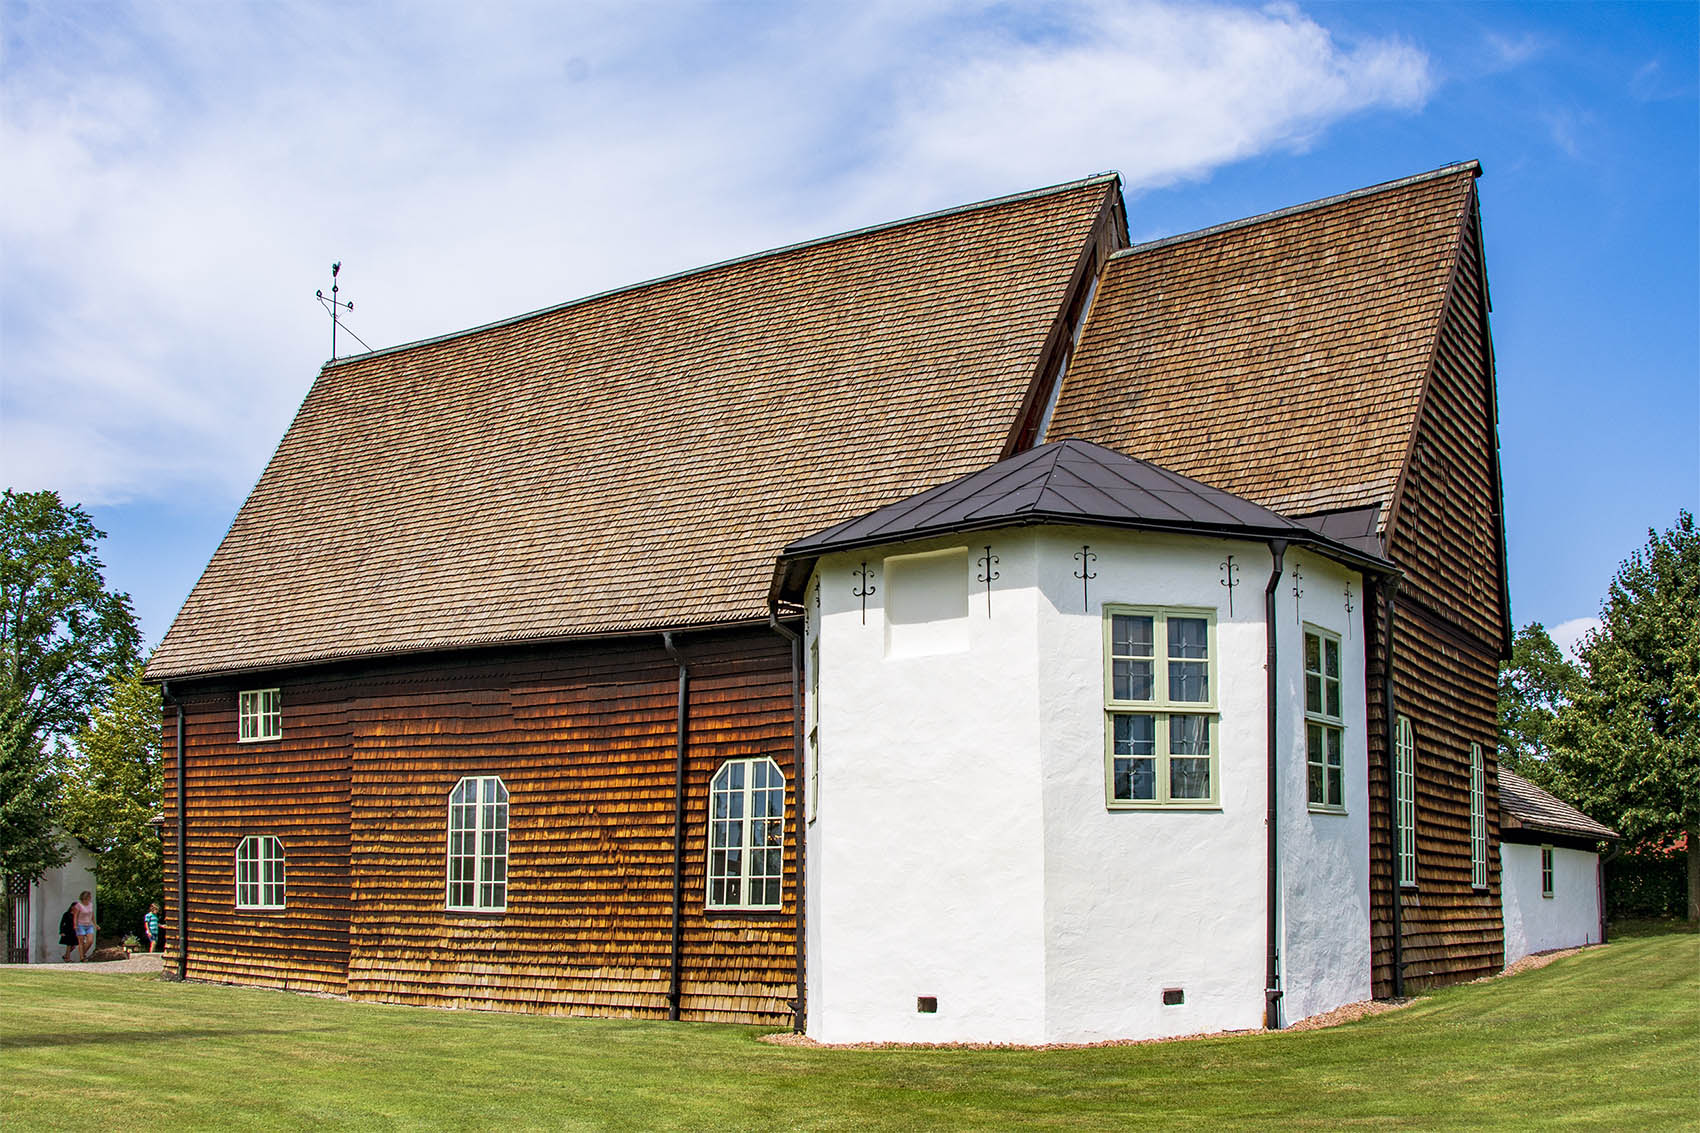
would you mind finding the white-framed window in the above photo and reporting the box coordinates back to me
[1470,743,1488,889]
[239,689,282,742]
[1304,627,1345,812]
[234,835,285,910]
[446,776,508,912]
[1540,844,1554,898]
[1395,715,1417,887]
[707,758,785,910]
[1104,607,1218,808]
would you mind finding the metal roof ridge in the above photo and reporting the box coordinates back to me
[1110,160,1481,261]
[322,172,1123,371]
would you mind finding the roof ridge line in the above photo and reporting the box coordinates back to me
[323,172,1123,371]
[1111,161,1481,260]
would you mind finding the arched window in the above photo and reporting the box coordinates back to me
[235,836,285,910]
[447,776,508,911]
[707,758,785,910]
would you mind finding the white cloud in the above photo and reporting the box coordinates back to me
[0,0,1432,506]
[1548,616,1602,661]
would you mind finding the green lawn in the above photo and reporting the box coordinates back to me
[3,929,1696,1131]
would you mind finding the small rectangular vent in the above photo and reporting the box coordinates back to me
[916,996,938,1014]
[1162,988,1185,1006]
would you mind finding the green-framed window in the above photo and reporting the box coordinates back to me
[1104,606,1218,808]
[1470,743,1488,889]
[1540,844,1554,899]
[1395,716,1417,886]
[1304,627,1345,812]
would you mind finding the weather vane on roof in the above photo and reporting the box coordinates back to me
[315,262,371,360]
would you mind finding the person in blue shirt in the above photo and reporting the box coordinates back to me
[143,904,161,952]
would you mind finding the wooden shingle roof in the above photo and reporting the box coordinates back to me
[147,176,1118,680]
[1047,162,1480,527]
[1498,770,1618,844]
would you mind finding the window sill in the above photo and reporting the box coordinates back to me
[1106,803,1222,812]
[237,736,283,744]
[234,907,287,914]
[1307,804,1349,816]
[444,908,507,917]
[704,907,787,920]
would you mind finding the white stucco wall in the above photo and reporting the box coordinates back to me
[806,532,1048,1044]
[1271,551,1373,1025]
[26,842,97,962]
[1501,841,1602,963]
[804,524,1371,1044]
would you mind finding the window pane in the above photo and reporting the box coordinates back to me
[1169,715,1210,756]
[1326,728,1343,768]
[1326,678,1342,721]
[1308,760,1323,805]
[1327,765,1344,808]
[1113,758,1156,801]
[1169,661,1208,702]
[1304,633,1320,676]
[1168,617,1208,660]
[1305,673,1323,715]
[1170,757,1211,800]
[1112,615,1154,657]
[1324,638,1339,679]
[1113,658,1154,701]
[1113,714,1155,755]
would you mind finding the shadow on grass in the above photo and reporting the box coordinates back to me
[7,1026,335,1049]
[1609,917,1698,939]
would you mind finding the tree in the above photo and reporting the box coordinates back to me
[1,489,141,744]
[1497,621,1581,783]
[57,663,163,939]
[1552,511,1700,921]
[0,695,68,882]
[0,489,139,885]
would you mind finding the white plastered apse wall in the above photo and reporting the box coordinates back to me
[806,533,1047,1044]
[1501,842,1602,962]
[805,526,1372,1043]
[1271,550,1372,1024]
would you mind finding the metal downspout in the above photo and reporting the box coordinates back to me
[1263,540,1288,1029]
[661,632,690,1021]
[767,610,805,1033]
[161,683,188,981]
[1382,580,1405,998]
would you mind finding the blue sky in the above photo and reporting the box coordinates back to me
[2,0,1695,659]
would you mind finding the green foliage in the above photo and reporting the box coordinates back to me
[0,489,139,886]
[1496,621,1580,783]
[1,489,140,744]
[0,695,68,882]
[57,662,163,938]
[1553,511,1699,918]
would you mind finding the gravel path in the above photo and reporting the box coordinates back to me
[5,953,165,975]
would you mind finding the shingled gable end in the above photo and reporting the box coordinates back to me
[149,163,1515,1032]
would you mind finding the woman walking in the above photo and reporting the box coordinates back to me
[70,891,97,961]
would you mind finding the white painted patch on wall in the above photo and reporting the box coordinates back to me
[884,546,969,658]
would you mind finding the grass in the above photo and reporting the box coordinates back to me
[3,929,1696,1131]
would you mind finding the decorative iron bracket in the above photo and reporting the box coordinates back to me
[1344,583,1356,637]
[975,546,1000,616]
[852,562,877,625]
[1219,554,1240,616]
[1291,564,1305,626]
[1073,545,1097,610]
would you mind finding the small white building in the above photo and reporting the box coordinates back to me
[774,440,1392,1044]
[5,835,98,964]
[1498,770,1616,964]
